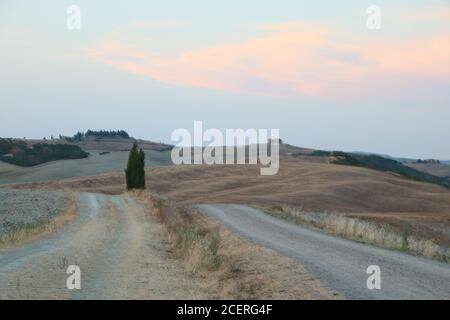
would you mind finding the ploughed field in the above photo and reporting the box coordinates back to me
[0,189,68,236]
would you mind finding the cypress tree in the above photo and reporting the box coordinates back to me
[125,143,146,190]
[137,148,146,189]
[125,143,139,190]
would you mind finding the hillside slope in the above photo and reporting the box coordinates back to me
[0,150,172,185]
[405,162,450,178]
[0,139,88,167]
[7,156,450,246]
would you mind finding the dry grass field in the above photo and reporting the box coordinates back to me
[8,156,450,249]
[405,162,450,178]
[0,149,172,185]
[74,138,172,152]
[18,137,172,152]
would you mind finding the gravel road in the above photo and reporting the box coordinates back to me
[0,193,206,299]
[196,204,450,299]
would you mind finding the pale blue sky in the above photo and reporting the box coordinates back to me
[1,0,449,159]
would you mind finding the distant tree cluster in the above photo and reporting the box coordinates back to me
[86,130,130,139]
[125,143,146,190]
[61,131,84,142]
[417,159,441,164]
[0,138,88,167]
[61,130,130,142]
[0,138,17,155]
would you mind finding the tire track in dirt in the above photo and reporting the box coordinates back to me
[197,204,450,299]
[0,193,207,299]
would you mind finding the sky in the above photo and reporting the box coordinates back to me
[1,0,449,159]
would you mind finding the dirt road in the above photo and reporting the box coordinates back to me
[197,204,450,299]
[0,193,206,299]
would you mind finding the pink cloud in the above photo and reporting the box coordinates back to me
[85,21,450,99]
